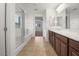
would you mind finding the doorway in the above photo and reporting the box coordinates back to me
[35,17,43,36]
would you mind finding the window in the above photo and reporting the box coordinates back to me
[15,16,20,28]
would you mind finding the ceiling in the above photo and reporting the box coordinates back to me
[16,3,60,12]
[66,3,79,12]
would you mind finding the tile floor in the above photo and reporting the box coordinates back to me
[17,36,57,56]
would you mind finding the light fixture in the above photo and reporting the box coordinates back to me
[56,3,68,13]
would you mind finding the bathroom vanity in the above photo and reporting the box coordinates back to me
[48,4,79,56]
[48,29,79,56]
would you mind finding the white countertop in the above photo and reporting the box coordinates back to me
[49,27,79,42]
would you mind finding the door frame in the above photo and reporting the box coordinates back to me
[5,3,7,56]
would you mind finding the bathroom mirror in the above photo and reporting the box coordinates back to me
[66,3,79,32]
[56,3,79,33]
[56,9,67,29]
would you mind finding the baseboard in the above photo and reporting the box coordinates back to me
[15,33,34,55]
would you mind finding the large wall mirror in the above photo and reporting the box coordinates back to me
[56,3,79,33]
[66,3,79,32]
[56,10,67,29]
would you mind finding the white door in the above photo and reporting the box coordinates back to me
[0,3,5,56]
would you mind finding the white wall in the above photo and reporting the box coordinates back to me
[25,10,34,37]
[0,3,5,56]
[44,8,57,41]
[46,8,57,28]
[43,10,47,40]
[6,3,16,56]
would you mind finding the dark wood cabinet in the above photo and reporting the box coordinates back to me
[55,33,68,56]
[49,30,53,45]
[49,30,55,48]
[52,32,55,47]
[69,39,79,56]
[49,31,51,43]
[48,30,79,56]
[60,42,67,56]
[49,31,68,56]
[69,47,79,56]
[55,37,61,55]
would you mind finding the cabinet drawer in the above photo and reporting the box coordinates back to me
[69,39,79,51]
[55,33,67,43]
[69,47,79,56]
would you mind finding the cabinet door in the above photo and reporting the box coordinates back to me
[69,47,79,56]
[55,37,61,56]
[49,31,51,43]
[61,42,67,56]
[52,32,54,47]
[49,31,53,45]
[69,39,79,56]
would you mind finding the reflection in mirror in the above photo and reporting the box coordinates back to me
[56,10,67,29]
[66,3,79,32]
[15,16,20,28]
